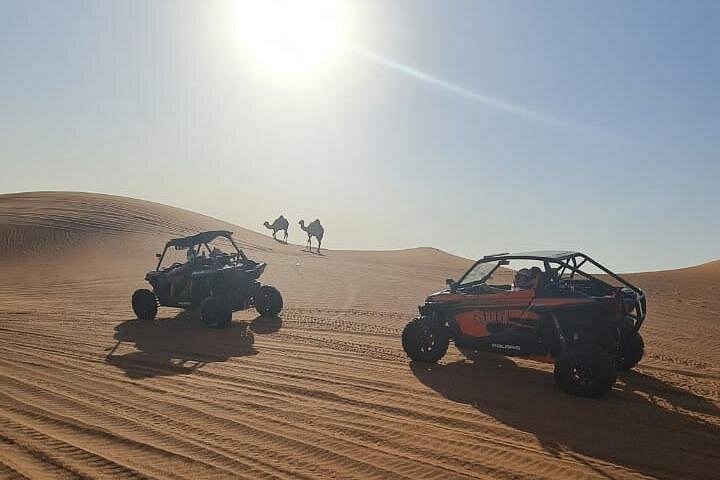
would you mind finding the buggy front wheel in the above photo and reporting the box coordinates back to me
[132,289,157,320]
[254,286,283,316]
[402,317,449,363]
[617,331,644,371]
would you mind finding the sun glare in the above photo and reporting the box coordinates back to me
[234,0,347,74]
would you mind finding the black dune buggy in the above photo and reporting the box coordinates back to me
[131,230,283,328]
[402,251,646,397]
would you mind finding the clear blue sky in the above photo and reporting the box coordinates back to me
[1,0,718,271]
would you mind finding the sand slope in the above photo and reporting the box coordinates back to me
[0,192,718,479]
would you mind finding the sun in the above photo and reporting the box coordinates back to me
[234,0,347,75]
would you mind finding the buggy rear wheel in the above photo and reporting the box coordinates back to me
[254,286,283,316]
[617,330,644,371]
[402,317,449,363]
[201,296,232,329]
[554,346,617,398]
[132,289,157,321]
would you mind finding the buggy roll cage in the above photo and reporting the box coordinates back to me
[155,230,248,271]
[456,251,646,327]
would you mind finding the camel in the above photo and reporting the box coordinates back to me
[263,215,289,242]
[298,219,324,253]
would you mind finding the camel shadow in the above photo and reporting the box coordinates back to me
[250,314,283,334]
[411,358,720,480]
[106,311,257,379]
[300,248,325,257]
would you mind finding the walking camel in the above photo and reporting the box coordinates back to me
[299,219,324,253]
[263,215,289,243]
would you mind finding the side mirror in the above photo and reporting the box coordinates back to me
[155,253,162,259]
[445,278,455,286]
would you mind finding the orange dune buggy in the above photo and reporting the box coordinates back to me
[402,251,646,397]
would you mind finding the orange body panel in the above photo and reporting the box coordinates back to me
[450,289,539,337]
[455,311,490,336]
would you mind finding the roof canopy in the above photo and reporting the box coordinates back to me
[484,250,579,260]
[165,230,233,249]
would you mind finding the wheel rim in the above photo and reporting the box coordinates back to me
[259,290,276,314]
[568,359,595,388]
[258,291,270,313]
[416,324,439,353]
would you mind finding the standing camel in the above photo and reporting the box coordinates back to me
[263,215,289,242]
[298,219,324,253]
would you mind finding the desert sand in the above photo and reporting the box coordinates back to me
[0,191,718,479]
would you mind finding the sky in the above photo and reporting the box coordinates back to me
[1,0,719,271]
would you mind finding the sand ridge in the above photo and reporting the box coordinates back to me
[0,191,718,479]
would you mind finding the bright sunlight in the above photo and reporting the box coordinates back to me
[234,0,347,75]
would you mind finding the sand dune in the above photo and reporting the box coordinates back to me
[0,191,718,479]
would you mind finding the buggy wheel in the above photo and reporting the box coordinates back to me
[554,346,617,398]
[402,317,449,363]
[254,286,283,316]
[201,296,232,329]
[617,330,644,371]
[132,289,157,320]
